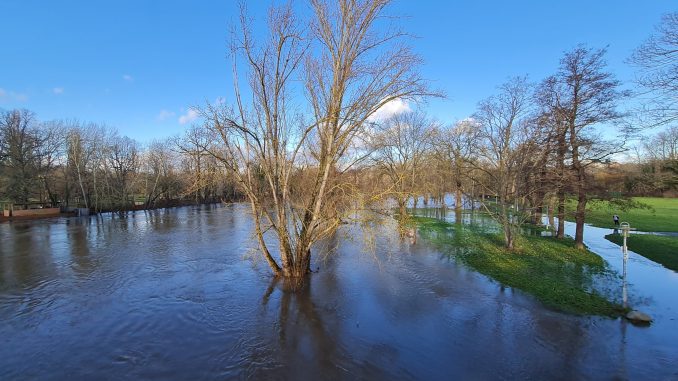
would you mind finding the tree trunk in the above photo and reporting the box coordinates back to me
[398,197,407,219]
[249,200,282,276]
[556,191,565,239]
[548,202,555,230]
[504,223,514,250]
[533,205,542,226]
[574,167,587,249]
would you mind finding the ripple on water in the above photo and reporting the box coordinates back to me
[1,204,678,380]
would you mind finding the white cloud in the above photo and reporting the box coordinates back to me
[368,98,411,122]
[53,87,64,95]
[0,88,28,102]
[455,117,479,131]
[178,108,199,125]
[122,74,134,82]
[156,109,176,121]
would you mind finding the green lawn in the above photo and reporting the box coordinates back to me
[571,197,678,232]
[413,217,624,317]
[605,233,678,272]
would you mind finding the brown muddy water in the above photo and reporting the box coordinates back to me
[0,204,676,380]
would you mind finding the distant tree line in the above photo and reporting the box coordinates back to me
[0,110,241,212]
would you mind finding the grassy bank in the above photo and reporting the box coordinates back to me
[605,233,678,272]
[576,197,678,272]
[413,217,624,316]
[571,197,678,232]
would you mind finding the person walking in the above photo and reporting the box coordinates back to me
[613,214,620,226]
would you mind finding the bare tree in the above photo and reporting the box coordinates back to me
[535,78,570,238]
[473,77,535,249]
[0,110,66,205]
[66,122,106,209]
[0,109,39,204]
[105,134,140,210]
[33,121,67,204]
[435,119,479,214]
[176,125,216,204]
[371,110,436,219]
[545,46,627,249]
[644,125,678,161]
[200,0,430,281]
[630,12,678,127]
[67,126,90,208]
[143,139,182,208]
[637,126,678,195]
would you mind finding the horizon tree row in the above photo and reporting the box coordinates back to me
[0,109,241,211]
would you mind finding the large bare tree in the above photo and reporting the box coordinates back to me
[200,0,430,280]
[543,47,627,249]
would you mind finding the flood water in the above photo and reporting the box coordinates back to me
[1,204,676,380]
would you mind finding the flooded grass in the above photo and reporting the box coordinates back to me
[605,233,678,272]
[412,216,626,316]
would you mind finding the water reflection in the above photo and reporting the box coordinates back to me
[0,204,676,380]
[411,207,544,236]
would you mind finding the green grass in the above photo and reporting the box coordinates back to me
[569,197,678,232]
[605,233,678,272]
[412,216,625,317]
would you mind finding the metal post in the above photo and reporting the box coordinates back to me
[620,222,630,309]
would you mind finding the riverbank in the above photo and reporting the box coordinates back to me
[0,200,239,223]
[412,216,625,316]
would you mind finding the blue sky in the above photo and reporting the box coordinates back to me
[0,1,674,142]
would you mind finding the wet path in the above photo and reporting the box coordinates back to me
[562,221,678,365]
[0,205,677,380]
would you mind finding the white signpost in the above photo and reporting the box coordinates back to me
[617,222,653,324]
[620,222,631,309]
